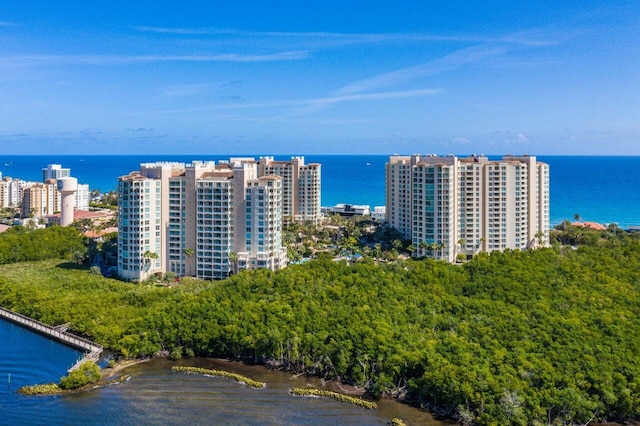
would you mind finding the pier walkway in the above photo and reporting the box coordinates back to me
[0,306,102,372]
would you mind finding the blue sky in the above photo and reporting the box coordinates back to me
[0,1,638,155]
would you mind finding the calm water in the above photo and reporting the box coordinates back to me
[1,154,639,227]
[0,319,441,425]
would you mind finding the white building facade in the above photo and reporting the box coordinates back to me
[118,159,290,282]
[257,156,321,224]
[75,183,90,211]
[42,164,71,182]
[386,154,550,262]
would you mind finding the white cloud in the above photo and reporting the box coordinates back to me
[490,131,531,144]
[451,137,471,144]
[334,44,508,95]
[132,26,560,47]
[137,88,442,116]
[272,88,444,118]
[1,51,309,66]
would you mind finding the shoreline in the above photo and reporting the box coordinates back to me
[18,358,150,396]
[13,354,439,423]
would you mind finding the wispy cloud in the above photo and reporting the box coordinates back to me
[133,26,560,46]
[326,25,565,97]
[451,137,471,144]
[139,88,442,115]
[284,88,443,117]
[335,44,508,95]
[1,51,308,66]
[490,131,531,144]
[163,83,216,97]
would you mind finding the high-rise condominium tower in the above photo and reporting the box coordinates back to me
[42,164,71,182]
[257,156,322,224]
[117,159,293,282]
[386,154,549,262]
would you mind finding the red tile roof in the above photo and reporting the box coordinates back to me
[572,221,606,231]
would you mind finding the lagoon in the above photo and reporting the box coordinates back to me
[0,318,441,425]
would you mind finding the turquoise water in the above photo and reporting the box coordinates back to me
[0,318,440,425]
[1,155,639,227]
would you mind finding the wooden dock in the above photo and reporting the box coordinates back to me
[0,306,103,372]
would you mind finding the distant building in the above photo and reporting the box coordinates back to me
[571,221,606,231]
[21,182,57,217]
[117,159,293,281]
[46,209,113,227]
[371,206,386,222]
[76,183,90,211]
[331,203,370,217]
[0,178,23,208]
[42,164,71,182]
[386,154,550,262]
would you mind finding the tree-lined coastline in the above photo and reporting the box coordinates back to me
[0,225,639,424]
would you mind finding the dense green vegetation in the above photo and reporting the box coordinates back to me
[59,361,101,390]
[0,225,85,264]
[19,361,101,394]
[18,383,62,395]
[1,225,640,424]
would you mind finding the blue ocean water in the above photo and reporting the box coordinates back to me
[1,155,639,227]
[0,318,84,423]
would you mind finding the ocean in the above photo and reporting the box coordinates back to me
[1,155,639,228]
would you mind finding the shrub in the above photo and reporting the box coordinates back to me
[59,362,101,390]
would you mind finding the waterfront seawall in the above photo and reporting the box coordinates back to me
[0,306,102,372]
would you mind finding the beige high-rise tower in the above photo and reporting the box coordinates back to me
[257,156,321,224]
[118,158,293,282]
[386,154,549,262]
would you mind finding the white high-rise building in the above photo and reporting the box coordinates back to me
[386,154,549,262]
[42,164,71,182]
[118,158,290,282]
[257,156,321,224]
[237,175,287,272]
[75,183,90,211]
[0,178,22,208]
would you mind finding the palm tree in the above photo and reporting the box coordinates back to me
[427,242,437,258]
[573,213,581,222]
[142,250,158,271]
[456,238,465,260]
[183,247,195,275]
[407,244,415,257]
[438,242,447,260]
[419,241,428,258]
[228,251,238,275]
